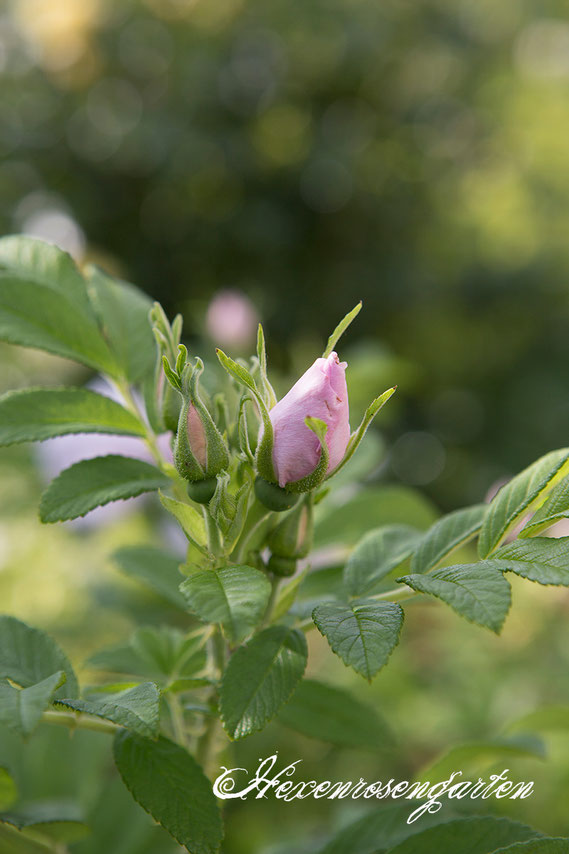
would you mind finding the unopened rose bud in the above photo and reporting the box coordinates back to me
[259,351,350,490]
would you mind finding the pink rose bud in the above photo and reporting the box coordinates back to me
[269,352,350,487]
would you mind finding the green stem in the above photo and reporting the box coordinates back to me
[168,693,188,748]
[261,576,280,628]
[196,627,226,776]
[41,708,119,735]
[370,584,418,602]
[232,500,272,563]
[204,506,223,560]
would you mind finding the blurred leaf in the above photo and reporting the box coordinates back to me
[0,801,89,844]
[419,734,545,781]
[0,671,65,737]
[220,626,307,739]
[315,486,438,548]
[179,566,271,644]
[384,817,537,854]
[344,525,422,595]
[0,768,17,811]
[112,545,187,610]
[312,600,403,680]
[507,706,569,735]
[57,682,160,739]
[0,616,78,698]
[113,732,223,854]
[522,476,569,536]
[478,449,569,558]
[0,236,117,374]
[158,492,208,553]
[493,840,569,853]
[278,678,392,749]
[39,455,168,522]
[399,564,511,633]
[0,388,145,446]
[86,266,155,384]
[493,538,569,586]
[87,627,206,688]
[411,505,486,573]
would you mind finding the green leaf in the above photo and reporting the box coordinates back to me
[56,682,160,739]
[507,705,569,734]
[278,678,392,749]
[399,564,512,633]
[0,388,145,446]
[478,449,569,558]
[0,802,90,845]
[0,671,65,737]
[87,627,206,688]
[272,569,308,622]
[180,566,271,644]
[0,768,17,811]
[312,600,403,681]
[385,817,537,854]
[492,842,569,854]
[0,236,117,374]
[39,455,169,522]
[113,732,223,854]
[411,504,486,573]
[86,265,155,384]
[492,538,569,586]
[522,476,569,536]
[0,616,78,698]
[323,301,362,358]
[220,626,307,739]
[317,802,455,854]
[158,492,208,554]
[419,734,545,781]
[345,525,423,595]
[112,545,187,609]
[329,386,396,478]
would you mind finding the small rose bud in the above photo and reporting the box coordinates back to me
[262,351,350,489]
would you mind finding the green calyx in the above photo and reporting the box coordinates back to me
[187,478,217,504]
[267,555,297,577]
[254,478,299,512]
[268,497,313,559]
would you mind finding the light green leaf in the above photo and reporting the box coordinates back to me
[0,616,78,698]
[419,734,545,781]
[323,301,362,358]
[86,265,155,384]
[399,564,511,633]
[0,671,65,737]
[278,679,392,749]
[312,600,403,680]
[0,388,145,446]
[345,525,423,595]
[112,545,187,609]
[158,492,208,554]
[328,386,396,478]
[478,449,569,558]
[272,569,309,622]
[113,732,223,854]
[493,538,569,586]
[0,768,17,811]
[492,842,569,854]
[39,455,169,523]
[180,566,271,644]
[0,802,89,845]
[0,236,117,374]
[56,682,160,739]
[507,705,569,734]
[220,626,307,739]
[385,817,537,854]
[411,504,486,573]
[87,627,206,688]
[522,476,569,536]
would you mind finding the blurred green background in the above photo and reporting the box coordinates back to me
[2,0,569,850]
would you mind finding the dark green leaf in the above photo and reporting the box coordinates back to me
[278,678,392,749]
[86,266,155,384]
[0,671,65,737]
[0,616,78,698]
[180,566,271,644]
[0,236,117,374]
[345,525,423,595]
[493,538,569,586]
[220,626,307,739]
[478,449,569,558]
[39,455,169,522]
[411,504,486,573]
[57,682,160,739]
[385,817,537,854]
[113,732,223,854]
[399,564,511,633]
[0,388,145,446]
[493,840,569,853]
[312,600,403,680]
[112,545,186,609]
